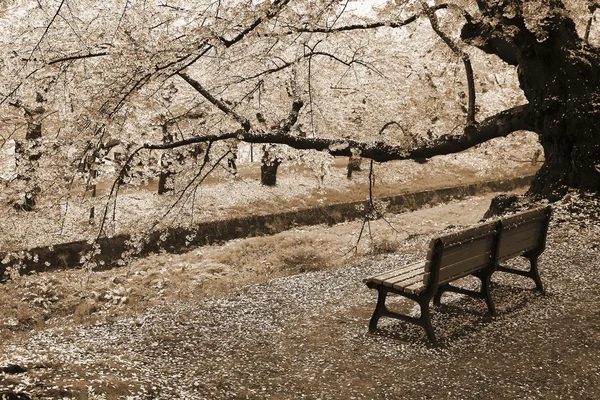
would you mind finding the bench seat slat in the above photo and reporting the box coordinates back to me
[364,262,429,295]
[382,264,428,287]
[392,273,428,294]
[403,280,428,295]
[365,261,425,284]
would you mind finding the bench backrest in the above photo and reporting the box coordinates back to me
[497,206,551,261]
[421,205,551,287]
[424,221,498,286]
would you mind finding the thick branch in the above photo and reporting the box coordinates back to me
[177,71,251,131]
[278,98,304,134]
[410,104,535,159]
[220,0,292,46]
[284,4,450,35]
[585,5,598,43]
[460,1,530,66]
[143,104,535,162]
[461,20,520,66]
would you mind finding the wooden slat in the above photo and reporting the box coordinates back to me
[502,215,545,230]
[392,273,427,291]
[425,234,494,275]
[498,242,537,260]
[501,226,539,247]
[365,262,425,284]
[437,221,497,247]
[425,223,496,273]
[502,220,541,237]
[439,236,494,267]
[383,264,428,287]
[498,228,540,258]
[438,252,491,284]
[501,207,547,228]
[497,209,547,260]
[404,280,427,294]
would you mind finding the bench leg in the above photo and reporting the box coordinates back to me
[433,284,448,306]
[368,288,387,333]
[419,300,436,343]
[498,256,545,293]
[368,289,437,343]
[529,256,545,293]
[480,274,496,316]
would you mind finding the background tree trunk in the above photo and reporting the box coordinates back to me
[261,160,281,186]
[158,123,174,195]
[260,145,282,186]
[346,155,362,179]
[12,94,45,211]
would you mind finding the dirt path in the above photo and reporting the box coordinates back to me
[1,192,599,399]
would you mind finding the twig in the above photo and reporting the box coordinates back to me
[28,0,67,62]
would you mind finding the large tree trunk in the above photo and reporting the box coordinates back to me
[462,0,600,198]
[519,26,600,198]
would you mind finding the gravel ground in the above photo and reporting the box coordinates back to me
[1,192,599,399]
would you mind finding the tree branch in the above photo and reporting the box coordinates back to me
[460,1,529,66]
[220,0,292,47]
[422,2,476,125]
[142,104,535,162]
[278,98,303,134]
[585,4,598,43]
[48,52,108,65]
[29,0,66,61]
[177,71,251,131]
[281,4,451,35]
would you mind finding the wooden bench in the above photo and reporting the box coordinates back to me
[364,206,551,343]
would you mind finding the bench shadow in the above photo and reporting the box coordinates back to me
[367,283,544,347]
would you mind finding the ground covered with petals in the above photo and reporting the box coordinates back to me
[1,192,598,399]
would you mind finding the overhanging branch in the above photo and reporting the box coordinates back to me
[142,104,536,162]
[220,0,292,46]
[279,4,451,35]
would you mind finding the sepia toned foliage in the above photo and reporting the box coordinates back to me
[0,0,598,249]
